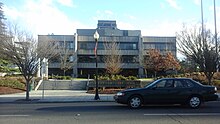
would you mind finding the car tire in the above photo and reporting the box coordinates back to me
[188,96,201,109]
[128,95,142,109]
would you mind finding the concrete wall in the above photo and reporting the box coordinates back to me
[38,80,89,90]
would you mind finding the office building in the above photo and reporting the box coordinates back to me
[38,20,176,78]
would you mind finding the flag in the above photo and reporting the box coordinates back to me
[94,41,98,56]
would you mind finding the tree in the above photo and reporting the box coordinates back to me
[179,59,198,73]
[0,58,19,73]
[104,41,122,76]
[144,49,163,78]
[177,25,218,84]
[57,40,76,76]
[0,23,57,100]
[163,52,181,72]
[144,49,180,78]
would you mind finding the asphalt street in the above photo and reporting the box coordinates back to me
[0,101,220,124]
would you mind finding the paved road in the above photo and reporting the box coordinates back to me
[0,101,220,124]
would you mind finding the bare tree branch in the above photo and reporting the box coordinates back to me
[104,41,122,75]
[177,25,218,84]
[57,40,76,76]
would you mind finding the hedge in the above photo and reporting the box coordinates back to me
[0,78,25,90]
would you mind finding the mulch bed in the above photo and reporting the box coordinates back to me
[0,87,25,95]
[87,89,123,94]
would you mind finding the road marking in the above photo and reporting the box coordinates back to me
[144,113,220,116]
[0,115,30,117]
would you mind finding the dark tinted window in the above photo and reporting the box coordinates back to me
[155,79,173,88]
[181,79,194,88]
[174,80,184,88]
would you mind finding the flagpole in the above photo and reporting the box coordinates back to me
[201,0,204,43]
[214,0,218,72]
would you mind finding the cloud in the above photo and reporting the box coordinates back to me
[3,0,86,35]
[193,0,200,6]
[56,0,75,7]
[117,21,135,30]
[124,14,137,20]
[141,20,183,36]
[93,10,116,21]
[104,10,113,15]
[3,6,22,20]
[166,0,182,10]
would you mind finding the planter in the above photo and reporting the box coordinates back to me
[87,80,141,90]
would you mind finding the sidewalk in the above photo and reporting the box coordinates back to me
[0,90,115,103]
[0,90,219,103]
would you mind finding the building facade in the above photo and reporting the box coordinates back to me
[38,20,177,78]
[38,34,77,77]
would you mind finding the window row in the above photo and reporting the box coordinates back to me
[78,36,139,42]
[78,42,138,50]
[143,43,176,50]
[56,41,75,50]
[77,55,139,63]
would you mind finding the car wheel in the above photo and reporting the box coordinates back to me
[128,95,142,108]
[188,96,201,109]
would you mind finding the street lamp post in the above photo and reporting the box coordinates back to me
[94,30,100,100]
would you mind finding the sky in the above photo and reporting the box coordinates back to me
[1,0,220,37]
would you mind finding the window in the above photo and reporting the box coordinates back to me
[174,80,183,88]
[155,79,174,88]
[165,80,174,88]
[155,80,166,88]
[183,79,194,87]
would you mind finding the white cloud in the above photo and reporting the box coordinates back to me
[193,0,200,6]
[93,10,116,21]
[56,0,75,7]
[3,0,86,35]
[3,6,22,20]
[117,21,135,30]
[141,20,183,36]
[104,10,113,15]
[166,0,182,10]
[125,14,137,20]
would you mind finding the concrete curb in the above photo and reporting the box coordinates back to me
[0,90,219,104]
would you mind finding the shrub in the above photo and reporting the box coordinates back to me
[0,78,25,90]
[127,76,137,80]
[213,80,220,87]
[98,75,137,80]
[213,72,220,80]
[48,75,72,80]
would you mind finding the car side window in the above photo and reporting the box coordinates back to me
[174,80,183,88]
[155,80,166,88]
[155,79,173,88]
[165,80,174,88]
[182,79,194,88]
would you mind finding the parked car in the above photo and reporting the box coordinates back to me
[114,78,218,109]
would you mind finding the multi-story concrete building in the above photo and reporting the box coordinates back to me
[142,36,176,56]
[38,34,77,77]
[38,20,176,78]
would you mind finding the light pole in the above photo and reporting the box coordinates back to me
[94,30,100,100]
